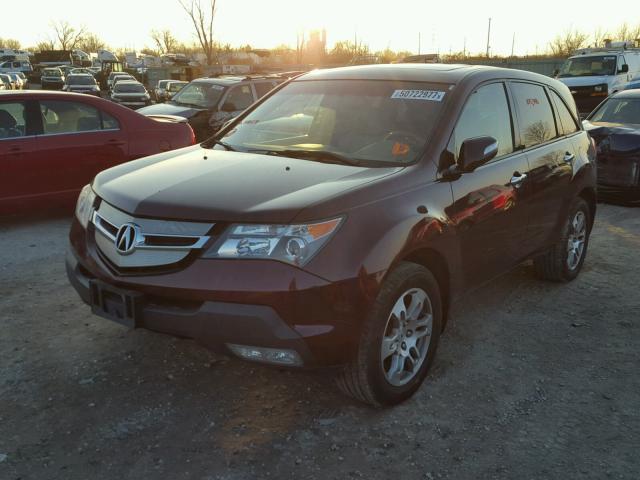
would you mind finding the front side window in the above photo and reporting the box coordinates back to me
[559,55,617,78]
[550,90,579,135]
[511,82,557,148]
[589,98,640,125]
[452,82,514,160]
[217,79,451,166]
[0,101,27,139]
[223,85,255,111]
[40,101,103,134]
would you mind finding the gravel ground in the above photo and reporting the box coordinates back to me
[1,203,639,480]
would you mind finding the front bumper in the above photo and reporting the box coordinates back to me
[66,221,367,367]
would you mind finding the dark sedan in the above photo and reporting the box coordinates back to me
[0,91,195,215]
[583,89,640,203]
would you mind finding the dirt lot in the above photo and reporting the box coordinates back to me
[1,203,638,480]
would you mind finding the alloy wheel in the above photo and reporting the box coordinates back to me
[567,210,587,271]
[380,288,433,386]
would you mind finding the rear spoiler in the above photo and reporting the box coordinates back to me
[144,114,189,124]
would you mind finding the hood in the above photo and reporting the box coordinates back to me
[137,102,205,119]
[112,92,147,97]
[93,146,403,223]
[558,76,611,88]
[583,120,640,155]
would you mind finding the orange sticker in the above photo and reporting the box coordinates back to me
[392,142,410,156]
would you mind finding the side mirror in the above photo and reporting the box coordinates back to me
[221,102,236,112]
[553,68,559,77]
[619,64,629,73]
[458,136,498,172]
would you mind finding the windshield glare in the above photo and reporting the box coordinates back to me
[218,79,450,165]
[171,82,225,108]
[559,56,617,77]
[115,83,145,93]
[590,98,640,124]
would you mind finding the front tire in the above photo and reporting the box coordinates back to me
[337,262,442,406]
[533,197,591,282]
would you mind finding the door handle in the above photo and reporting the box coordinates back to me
[105,139,125,146]
[563,152,575,163]
[8,146,21,153]
[510,172,527,187]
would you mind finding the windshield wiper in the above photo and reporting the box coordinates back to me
[252,149,360,166]
[210,139,236,151]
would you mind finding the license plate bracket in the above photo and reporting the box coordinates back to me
[89,280,144,328]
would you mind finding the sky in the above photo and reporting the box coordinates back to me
[5,0,639,56]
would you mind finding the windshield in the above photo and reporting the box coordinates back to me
[171,81,225,108]
[216,79,450,166]
[115,83,145,93]
[559,55,617,77]
[157,80,170,89]
[43,69,61,77]
[67,75,95,85]
[589,98,640,124]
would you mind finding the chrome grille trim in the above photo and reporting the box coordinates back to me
[92,211,210,251]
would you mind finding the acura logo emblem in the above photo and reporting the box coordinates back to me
[115,223,140,255]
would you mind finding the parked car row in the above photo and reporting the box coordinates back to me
[0,72,28,90]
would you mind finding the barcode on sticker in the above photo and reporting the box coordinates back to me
[391,90,445,101]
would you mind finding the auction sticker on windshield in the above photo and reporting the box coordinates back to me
[391,90,445,101]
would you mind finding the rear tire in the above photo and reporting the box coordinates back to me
[336,262,442,406]
[533,197,591,282]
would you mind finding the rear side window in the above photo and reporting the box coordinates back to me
[511,82,557,148]
[453,82,514,160]
[254,81,277,99]
[550,90,579,135]
[0,101,27,139]
[102,111,120,130]
[40,101,104,134]
[223,85,255,111]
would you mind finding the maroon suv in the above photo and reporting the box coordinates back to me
[67,65,597,406]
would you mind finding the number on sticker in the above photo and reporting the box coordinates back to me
[391,90,445,101]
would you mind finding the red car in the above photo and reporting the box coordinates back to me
[0,91,195,215]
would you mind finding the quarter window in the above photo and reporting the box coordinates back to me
[453,82,514,160]
[101,111,120,130]
[0,101,27,139]
[40,101,103,134]
[550,90,578,135]
[511,82,557,148]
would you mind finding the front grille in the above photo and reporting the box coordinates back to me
[92,201,214,270]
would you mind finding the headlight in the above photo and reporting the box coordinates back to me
[75,184,96,228]
[202,218,343,266]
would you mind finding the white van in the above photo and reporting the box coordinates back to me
[556,41,640,114]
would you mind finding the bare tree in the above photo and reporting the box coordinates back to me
[591,28,610,48]
[77,33,106,53]
[178,0,217,65]
[36,39,56,51]
[52,21,86,50]
[151,29,179,54]
[616,23,640,42]
[548,29,588,56]
[0,38,21,49]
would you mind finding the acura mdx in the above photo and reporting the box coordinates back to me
[67,65,597,406]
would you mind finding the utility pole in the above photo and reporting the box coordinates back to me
[486,17,492,57]
[463,37,467,58]
[511,32,515,57]
[418,32,421,55]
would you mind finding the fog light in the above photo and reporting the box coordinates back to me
[227,344,303,366]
